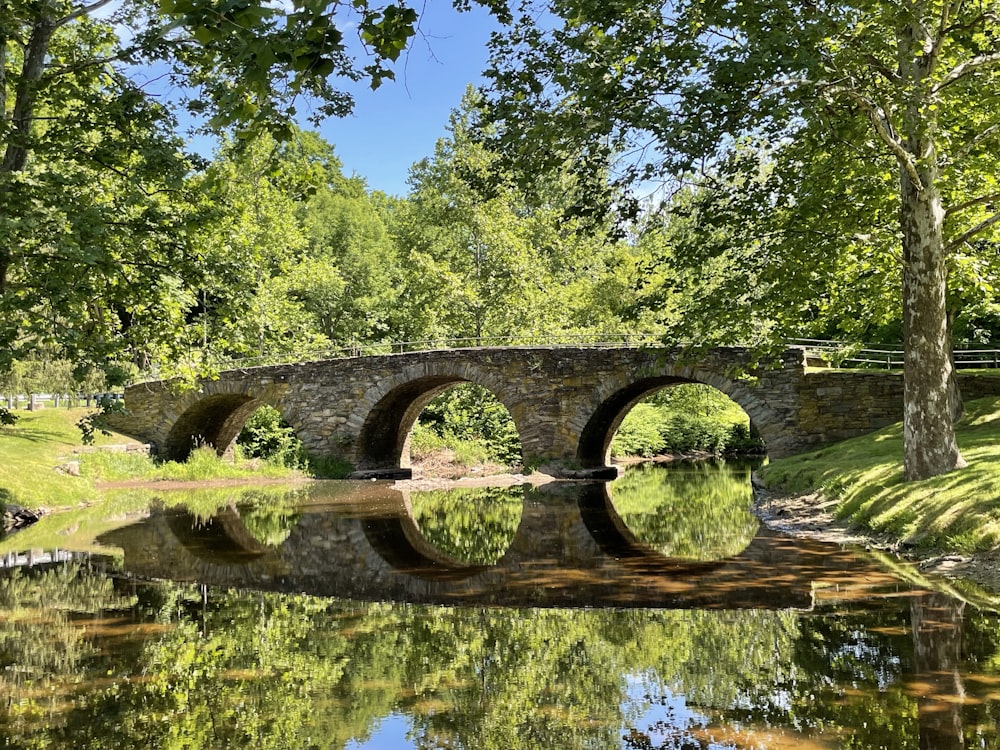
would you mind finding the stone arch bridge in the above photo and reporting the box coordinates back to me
[109,345,995,479]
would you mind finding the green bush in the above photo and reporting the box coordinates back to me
[612,385,764,458]
[237,405,306,468]
[418,384,522,467]
[611,403,668,457]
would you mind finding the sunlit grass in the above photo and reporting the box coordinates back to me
[0,408,306,514]
[759,396,1000,553]
[79,446,304,482]
[0,408,111,509]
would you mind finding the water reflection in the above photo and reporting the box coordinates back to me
[93,477,911,610]
[409,487,523,565]
[606,459,761,560]
[2,463,999,749]
[1,561,998,749]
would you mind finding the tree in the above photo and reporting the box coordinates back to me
[1,0,445,388]
[481,0,1000,480]
[395,88,641,342]
[297,173,406,345]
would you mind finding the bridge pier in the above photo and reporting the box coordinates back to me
[349,467,414,481]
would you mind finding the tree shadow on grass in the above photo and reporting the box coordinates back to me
[0,487,16,510]
[0,426,73,444]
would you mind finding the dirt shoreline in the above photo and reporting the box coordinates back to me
[750,482,1000,597]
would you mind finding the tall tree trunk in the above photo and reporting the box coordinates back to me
[897,5,966,481]
[0,12,57,297]
[900,169,966,480]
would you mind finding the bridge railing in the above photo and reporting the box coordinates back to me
[789,338,1000,370]
[177,333,670,372]
[131,335,1000,383]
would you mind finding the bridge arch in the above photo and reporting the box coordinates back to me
[575,368,777,468]
[160,381,300,462]
[349,363,523,474]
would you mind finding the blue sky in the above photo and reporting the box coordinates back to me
[318,4,498,197]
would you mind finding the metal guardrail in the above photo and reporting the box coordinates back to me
[788,338,1000,370]
[158,333,670,373]
[12,336,993,391]
[206,336,1000,373]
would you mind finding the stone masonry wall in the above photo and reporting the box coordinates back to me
[109,347,1000,476]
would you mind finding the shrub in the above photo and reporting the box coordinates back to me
[611,403,667,457]
[418,384,522,467]
[612,386,763,458]
[237,405,306,468]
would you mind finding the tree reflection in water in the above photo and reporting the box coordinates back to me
[2,467,1000,749]
[609,460,761,560]
[409,486,523,565]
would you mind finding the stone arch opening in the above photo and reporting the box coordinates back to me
[163,392,302,464]
[355,376,523,476]
[163,394,263,461]
[577,377,766,468]
[235,403,307,469]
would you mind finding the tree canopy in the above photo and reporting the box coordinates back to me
[479,0,1000,479]
[0,0,465,382]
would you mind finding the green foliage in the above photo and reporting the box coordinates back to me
[612,385,763,457]
[236,405,306,469]
[0,0,431,382]
[481,0,1000,477]
[418,383,522,467]
[77,397,127,447]
[393,88,653,344]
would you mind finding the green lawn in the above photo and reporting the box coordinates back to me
[0,407,117,509]
[760,396,1000,553]
[0,407,304,512]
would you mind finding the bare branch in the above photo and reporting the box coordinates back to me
[946,191,1000,217]
[946,211,1000,252]
[933,50,1000,94]
[826,84,924,190]
[952,121,1000,162]
[56,0,118,28]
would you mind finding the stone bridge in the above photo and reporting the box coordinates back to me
[109,346,1000,478]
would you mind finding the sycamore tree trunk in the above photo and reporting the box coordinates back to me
[897,7,966,481]
[899,164,966,480]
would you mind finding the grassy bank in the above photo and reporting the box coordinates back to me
[759,395,1000,553]
[0,408,304,511]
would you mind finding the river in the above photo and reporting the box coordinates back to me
[1,460,998,748]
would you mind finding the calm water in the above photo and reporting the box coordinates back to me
[2,461,1000,749]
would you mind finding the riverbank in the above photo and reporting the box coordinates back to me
[754,394,1000,595]
[6,399,1000,596]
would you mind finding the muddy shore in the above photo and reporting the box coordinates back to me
[750,482,1000,597]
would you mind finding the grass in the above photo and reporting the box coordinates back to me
[0,407,305,512]
[759,395,1000,553]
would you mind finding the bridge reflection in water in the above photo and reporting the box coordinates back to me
[98,478,905,611]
